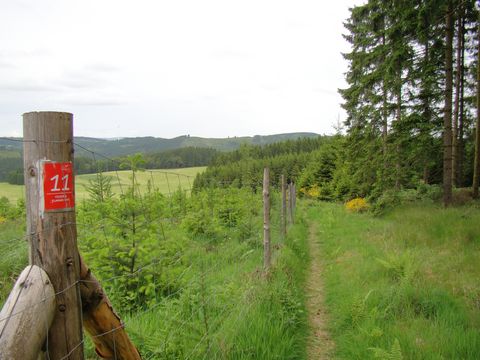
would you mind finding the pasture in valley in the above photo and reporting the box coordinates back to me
[0,166,205,203]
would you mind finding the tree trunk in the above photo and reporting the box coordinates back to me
[473,10,480,198]
[422,38,431,184]
[457,16,466,187]
[443,0,454,206]
[382,33,388,179]
[395,70,402,191]
[452,7,463,187]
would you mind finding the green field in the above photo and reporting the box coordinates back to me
[0,167,205,203]
[0,182,25,203]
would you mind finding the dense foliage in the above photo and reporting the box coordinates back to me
[339,0,480,203]
[77,167,307,358]
[193,136,332,190]
[0,146,22,183]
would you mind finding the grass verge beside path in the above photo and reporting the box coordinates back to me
[306,201,480,359]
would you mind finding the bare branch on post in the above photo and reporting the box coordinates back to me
[80,257,141,359]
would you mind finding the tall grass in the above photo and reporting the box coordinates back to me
[106,213,310,359]
[0,220,27,302]
[307,201,480,359]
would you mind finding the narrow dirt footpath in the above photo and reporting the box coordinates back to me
[306,223,334,359]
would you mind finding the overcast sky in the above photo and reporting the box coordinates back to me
[0,0,363,138]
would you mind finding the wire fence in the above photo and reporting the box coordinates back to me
[0,138,295,359]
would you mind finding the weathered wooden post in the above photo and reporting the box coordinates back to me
[0,265,56,360]
[291,182,296,224]
[281,174,287,238]
[287,182,293,225]
[263,168,271,270]
[23,112,84,359]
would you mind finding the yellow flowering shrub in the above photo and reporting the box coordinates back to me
[345,197,369,212]
[300,184,321,199]
[0,216,6,224]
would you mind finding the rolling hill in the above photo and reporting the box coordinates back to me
[0,132,320,181]
[1,132,319,156]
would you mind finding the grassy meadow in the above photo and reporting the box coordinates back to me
[0,166,205,203]
[2,167,480,358]
[306,201,480,359]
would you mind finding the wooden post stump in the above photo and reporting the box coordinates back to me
[0,265,55,360]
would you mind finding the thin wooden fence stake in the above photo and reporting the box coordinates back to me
[291,182,296,224]
[287,182,293,225]
[281,174,286,238]
[263,168,271,270]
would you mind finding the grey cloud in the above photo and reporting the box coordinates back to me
[0,61,14,69]
[313,88,338,97]
[285,22,309,30]
[211,50,250,59]
[0,83,59,92]
[83,63,120,73]
[57,78,99,90]
[60,98,125,106]
[58,63,121,90]
[0,48,50,59]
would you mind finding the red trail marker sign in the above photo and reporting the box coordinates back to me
[42,161,75,211]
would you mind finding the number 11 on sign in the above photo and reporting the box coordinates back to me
[43,162,75,211]
[50,174,70,192]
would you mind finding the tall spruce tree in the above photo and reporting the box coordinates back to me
[443,0,454,206]
[340,0,480,201]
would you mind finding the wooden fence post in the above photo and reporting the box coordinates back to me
[23,112,84,359]
[0,265,56,360]
[287,182,292,225]
[281,174,286,238]
[263,168,271,270]
[291,182,296,224]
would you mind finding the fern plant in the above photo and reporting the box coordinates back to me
[369,338,403,360]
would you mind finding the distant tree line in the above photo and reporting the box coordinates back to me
[76,146,219,174]
[0,153,22,184]
[75,147,219,174]
[193,136,332,190]
[0,146,219,185]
